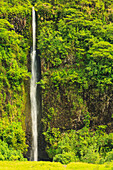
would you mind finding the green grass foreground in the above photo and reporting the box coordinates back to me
[0,161,113,170]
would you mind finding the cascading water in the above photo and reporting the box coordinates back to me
[30,7,38,161]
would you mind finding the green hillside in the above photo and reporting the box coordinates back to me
[1,0,113,164]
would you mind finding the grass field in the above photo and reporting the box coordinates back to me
[0,161,113,170]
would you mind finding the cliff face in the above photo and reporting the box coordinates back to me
[35,0,113,157]
[1,0,113,161]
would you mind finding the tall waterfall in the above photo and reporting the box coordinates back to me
[30,7,38,161]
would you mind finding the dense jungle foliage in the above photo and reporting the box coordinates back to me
[0,0,31,160]
[35,0,113,163]
[1,0,113,163]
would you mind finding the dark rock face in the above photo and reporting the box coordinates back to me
[24,77,32,160]
[10,16,26,33]
[38,133,49,161]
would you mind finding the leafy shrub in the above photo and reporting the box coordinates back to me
[0,119,28,153]
[80,145,101,164]
[0,139,27,161]
[105,150,113,163]
[43,127,61,158]
[53,152,78,164]
[50,126,113,164]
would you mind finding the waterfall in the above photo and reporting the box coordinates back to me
[30,7,38,161]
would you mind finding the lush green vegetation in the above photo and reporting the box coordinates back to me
[0,0,31,160]
[37,0,113,131]
[1,0,113,164]
[53,126,113,164]
[35,0,113,163]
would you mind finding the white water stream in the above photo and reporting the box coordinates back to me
[30,7,38,161]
